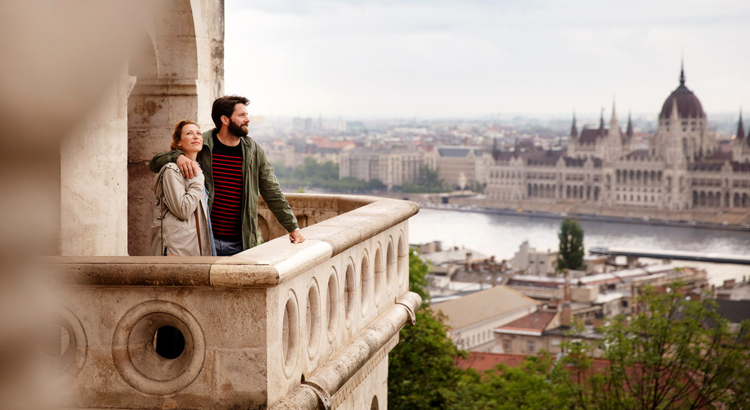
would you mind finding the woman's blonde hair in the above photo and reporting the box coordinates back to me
[170,120,200,151]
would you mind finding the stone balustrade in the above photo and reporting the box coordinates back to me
[45,194,421,409]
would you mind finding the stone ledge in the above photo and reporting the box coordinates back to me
[45,194,420,288]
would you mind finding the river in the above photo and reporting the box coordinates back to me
[408,208,750,286]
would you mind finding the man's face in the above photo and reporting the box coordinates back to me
[225,103,249,137]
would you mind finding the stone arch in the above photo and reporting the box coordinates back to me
[724,192,730,208]
[707,192,714,207]
[734,193,740,207]
[127,1,207,255]
[700,191,706,206]
[127,0,220,255]
[616,169,621,183]
[693,191,698,206]
[743,193,748,208]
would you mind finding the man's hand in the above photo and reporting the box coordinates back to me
[176,155,201,179]
[289,229,305,244]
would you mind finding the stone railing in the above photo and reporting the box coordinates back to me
[45,194,422,410]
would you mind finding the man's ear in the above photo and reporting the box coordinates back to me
[221,115,230,127]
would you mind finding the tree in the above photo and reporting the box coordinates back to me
[388,249,470,409]
[557,218,584,271]
[558,282,750,409]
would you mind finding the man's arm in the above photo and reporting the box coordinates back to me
[257,145,301,237]
[149,149,201,178]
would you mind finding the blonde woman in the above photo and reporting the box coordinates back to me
[150,120,216,256]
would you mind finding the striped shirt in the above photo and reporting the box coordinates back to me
[210,135,243,240]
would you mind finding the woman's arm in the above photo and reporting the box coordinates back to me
[161,166,205,221]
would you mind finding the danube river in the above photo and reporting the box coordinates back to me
[408,208,750,286]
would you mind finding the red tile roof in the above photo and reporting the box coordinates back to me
[497,310,558,334]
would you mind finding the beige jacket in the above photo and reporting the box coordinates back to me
[150,163,212,256]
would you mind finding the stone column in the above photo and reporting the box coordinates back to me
[60,71,133,256]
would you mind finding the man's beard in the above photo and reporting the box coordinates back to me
[227,119,248,137]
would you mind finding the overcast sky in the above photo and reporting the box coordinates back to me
[224,0,749,119]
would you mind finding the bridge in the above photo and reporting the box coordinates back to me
[589,247,750,265]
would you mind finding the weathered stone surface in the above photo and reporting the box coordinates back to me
[53,193,421,409]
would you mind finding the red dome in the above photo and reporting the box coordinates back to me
[659,68,704,119]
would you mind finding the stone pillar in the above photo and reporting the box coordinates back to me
[60,71,132,256]
[127,81,199,256]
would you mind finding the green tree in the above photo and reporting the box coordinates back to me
[388,249,470,409]
[557,218,584,271]
[466,352,571,409]
[557,282,750,409]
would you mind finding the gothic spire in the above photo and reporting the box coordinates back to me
[680,59,685,86]
[598,107,605,136]
[626,112,634,139]
[737,109,745,140]
[611,100,617,121]
[570,111,578,138]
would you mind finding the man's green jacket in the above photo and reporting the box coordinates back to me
[149,128,298,249]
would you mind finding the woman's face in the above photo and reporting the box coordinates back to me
[177,124,202,154]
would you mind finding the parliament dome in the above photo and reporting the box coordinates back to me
[659,66,705,119]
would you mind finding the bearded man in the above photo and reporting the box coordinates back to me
[149,95,304,256]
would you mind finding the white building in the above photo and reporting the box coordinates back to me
[511,241,558,275]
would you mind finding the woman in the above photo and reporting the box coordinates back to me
[150,120,216,256]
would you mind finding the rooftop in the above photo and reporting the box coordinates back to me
[434,285,538,330]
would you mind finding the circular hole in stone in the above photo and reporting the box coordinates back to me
[153,326,185,360]
[397,235,407,286]
[386,240,395,293]
[374,246,383,305]
[360,252,371,316]
[306,281,321,359]
[327,268,339,341]
[282,292,299,374]
[345,262,355,327]
[40,323,71,357]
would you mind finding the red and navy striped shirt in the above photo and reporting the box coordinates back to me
[210,135,243,240]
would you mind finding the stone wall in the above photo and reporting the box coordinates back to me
[48,194,421,409]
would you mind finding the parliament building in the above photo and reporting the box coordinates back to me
[486,67,750,212]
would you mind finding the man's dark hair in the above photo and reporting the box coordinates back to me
[211,95,250,129]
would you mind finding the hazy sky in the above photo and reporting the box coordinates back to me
[225,0,750,119]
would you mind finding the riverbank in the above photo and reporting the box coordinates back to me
[407,208,750,287]
[378,193,750,232]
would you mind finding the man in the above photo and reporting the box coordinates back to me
[149,95,304,256]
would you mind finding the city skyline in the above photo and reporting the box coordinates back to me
[225,0,749,118]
